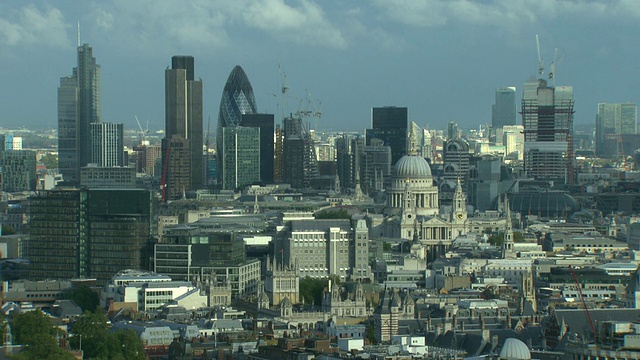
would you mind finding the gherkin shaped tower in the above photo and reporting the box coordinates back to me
[216,65,258,184]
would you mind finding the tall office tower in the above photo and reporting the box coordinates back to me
[492,87,517,128]
[336,135,354,191]
[0,150,36,192]
[274,125,284,182]
[162,55,203,200]
[216,66,257,184]
[58,43,101,183]
[221,126,261,190]
[447,121,459,140]
[595,103,638,157]
[90,122,124,167]
[241,113,275,183]
[283,116,318,189]
[503,125,525,160]
[366,107,408,164]
[362,138,392,194]
[441,139,471,206]
[522,78,575,184]
[28,188,153,286]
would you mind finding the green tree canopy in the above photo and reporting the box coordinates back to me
[299,277,328,306]
[12,333,75,360]
[315,209,351,219]
[10,309,56,345]
[70,311,145,360]
[64,285,100,312]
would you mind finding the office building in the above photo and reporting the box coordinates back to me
[28,188,153,286]
[216,66,257,184]
[241,113,275,183]
[221,126,260,190]
[362,139,391,194]
[595,103,638,157]
[0,150,36,192]
[366,107,408,164]
[134,144,162,176]
[522,78,575,184]
[492,87,517,128]
[162,55,203,200]
[274,218,371,280]
[90,122,124,167]
[80,166,136,188]
[58,43,101,183]
[283,116,318,189]
[447,121,459,140]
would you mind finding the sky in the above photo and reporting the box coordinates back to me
[1,0,639,134]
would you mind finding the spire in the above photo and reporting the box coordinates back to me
[253,193,260,214]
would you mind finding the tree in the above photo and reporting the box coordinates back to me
[113,329,146,360]
[383,242,392,252]
[1,225,16,235]
[315,209,351,219]
[64,285,100,312]
[10,310,56,345]
[514,231,525,243]
[365,322,377,345]
[12,334,75,360]
[70,311,145,360]
[39,153,58,170]
[488,233,504,247]
[299,277,328,306]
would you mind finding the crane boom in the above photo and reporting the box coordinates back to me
[536,34,544,77]
[569,266,595,338]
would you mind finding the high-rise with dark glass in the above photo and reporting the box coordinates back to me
[595,103,638,157]
[58,43,101,183]
[216,66,258,185]
[162,55,203,200]
[492,87,517,128]
[366,107,408,164]
[241,113,274,183]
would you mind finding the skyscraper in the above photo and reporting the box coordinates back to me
[216,66,258,184]
[221,126,261,190]
[522,78,575,184]
[241,113,275,183]
[58,43,101,183]
[162,55,203,200]
[366,107,408,164]
[90,122,124,167]
[595,103,638,157]
[492,87,517,128]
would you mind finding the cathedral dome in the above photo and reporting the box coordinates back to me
[499,338,531,360]
[394,154,432,178]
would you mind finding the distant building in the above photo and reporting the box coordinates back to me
[1,150,36,192]
[595,102,638,157]
[522,78,575,184]
[366,107,408,164]
[492,87,517,128]
[28,188,154,286]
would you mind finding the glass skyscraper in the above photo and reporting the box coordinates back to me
[216,66,258,184]
[595,103,638,157]
[492,87,517,128]
[366,106,408,164]
[58,43,101,183]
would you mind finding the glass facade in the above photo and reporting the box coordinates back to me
[216,66,257,184]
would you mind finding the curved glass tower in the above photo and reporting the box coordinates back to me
[216,65,257,183]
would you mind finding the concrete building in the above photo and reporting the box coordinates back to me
[0,150,36,192]
[90,122,124,167]
[80,165,136,188]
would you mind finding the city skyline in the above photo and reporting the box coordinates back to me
[1,1,640,132]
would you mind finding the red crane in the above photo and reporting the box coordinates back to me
[568,266,596,337]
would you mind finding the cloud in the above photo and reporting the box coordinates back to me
[373,0,640,28]
[241,0,347,49]
[0,4,70,48]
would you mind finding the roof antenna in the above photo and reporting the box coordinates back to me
[77,21,80,47]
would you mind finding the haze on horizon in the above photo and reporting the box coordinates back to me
[0,0,638,133]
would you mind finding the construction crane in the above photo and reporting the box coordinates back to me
[536,34,544,77]
[568,266,596,339]
[160,142,170,203]
[134,115,149,145]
